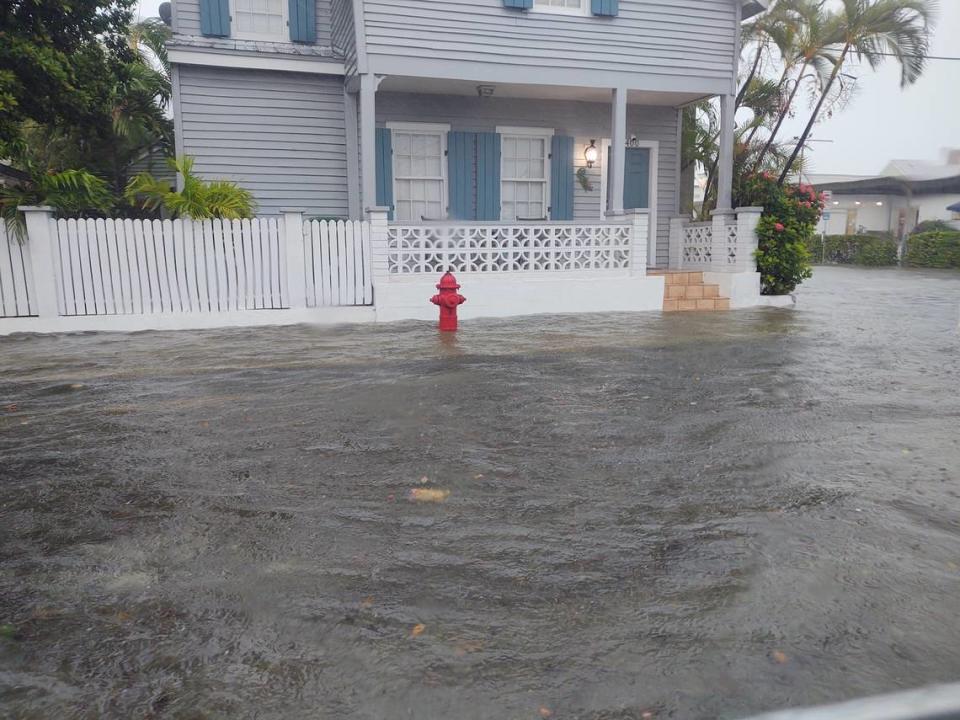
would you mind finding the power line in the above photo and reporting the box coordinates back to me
[855,51,960,61]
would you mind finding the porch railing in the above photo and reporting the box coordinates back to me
[668,207,762,273]
[371,210,650,280]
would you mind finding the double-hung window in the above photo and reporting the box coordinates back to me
[532,0,590,16]
[388,123,449,222]
[232,0,288,41]
[498,127,552,222]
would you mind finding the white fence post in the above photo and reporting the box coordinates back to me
[669,217,685,270]
[710,209,735,271]
[19,206,59,318]
[735,207,763,273]
[367,207,390,302]
[627,210,648,276]
[281,210,305,309]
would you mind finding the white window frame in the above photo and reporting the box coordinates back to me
[497,126,554,223]
[531,0,591,17]
[230,0,289,42]
[386,122,450,222]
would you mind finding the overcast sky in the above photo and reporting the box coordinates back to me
[138,0,959,176]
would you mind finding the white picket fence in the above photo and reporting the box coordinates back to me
[51,217,288,316]
[303,219,372,307]
[0,225,36,318]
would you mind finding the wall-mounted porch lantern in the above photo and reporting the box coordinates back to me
[584,139,599,168]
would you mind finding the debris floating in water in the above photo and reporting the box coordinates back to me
[771,649,789,664]
[410,623,426,638]
[408,488,450,503]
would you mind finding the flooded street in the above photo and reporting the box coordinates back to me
[1,266,959,719]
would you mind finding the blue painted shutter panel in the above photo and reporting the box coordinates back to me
[288,0,316,42]
[550,136,574,221]
[591,0,619,16]
[375,128,394,218]
[476,132,501,221]
[503,0,533,8]
[448,132,476,221]
[200,0,230,37]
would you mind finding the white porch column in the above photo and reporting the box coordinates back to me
[366,206,391,299]
[627,210,648,276]
[734,206,763,273]
[716,93,735,212]
[669,217,685,270]
[281,210,306,309]
[359,74,378,214]
[19,206,59,318]
[609,87,627,215]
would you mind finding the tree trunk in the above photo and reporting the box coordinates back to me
[779,46,849,185]
[753,61,809,173]
[737,41,765,109]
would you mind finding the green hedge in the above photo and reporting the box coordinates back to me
[905,231,960,269]
[805,234,899,266]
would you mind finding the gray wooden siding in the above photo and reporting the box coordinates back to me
[174,0,333,46]
[177,65,349,217]
[361,0,737,95]
[330,0,358,73]
[376,93,679,265]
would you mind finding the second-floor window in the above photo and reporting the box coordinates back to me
[498,127,552,222]
[232,0,287,41]
[532,0,589,15]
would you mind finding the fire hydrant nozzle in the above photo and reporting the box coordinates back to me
[430,271,466,331]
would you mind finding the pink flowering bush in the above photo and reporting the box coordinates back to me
[734,173,823,295]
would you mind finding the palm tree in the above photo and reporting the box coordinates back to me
[752,0,837,171]
[778,0,935,184]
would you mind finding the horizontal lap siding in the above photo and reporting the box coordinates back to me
[376,93,678,264]
[174,0,332,44]
[362,0,736,86]
[330,0,358,75]
[179,66,348,217]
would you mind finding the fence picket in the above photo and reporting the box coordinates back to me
[172,220,188,312]
[360,220,373,304]
[182,220,198,312]
[127,219,146,314]
[278,217,289,309]
[343,221,356,305]
[158,219,179,312]
[197,220,214,312]
[0,231,17,317]
[103,219,122,314]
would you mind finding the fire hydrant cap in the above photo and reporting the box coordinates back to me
[436,271,460,290]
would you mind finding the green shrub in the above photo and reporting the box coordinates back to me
[734,173,820,295]
[905,231,960,269]
[911,220,954,235]
[808,234,899,266]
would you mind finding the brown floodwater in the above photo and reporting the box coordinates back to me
[1,266,959,719]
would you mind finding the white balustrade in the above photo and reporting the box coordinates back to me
[386,223,633,275]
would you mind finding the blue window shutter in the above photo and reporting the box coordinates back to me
[200,0,230,37]
[288,0,316,42]
[550,135,574,221]
[476,132,501,221]
[375,128,394,219]
[448,132,476,221]
[591,0,618,16]
[503,0,533,9]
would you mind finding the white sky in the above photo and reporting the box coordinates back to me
[137,0,959,175]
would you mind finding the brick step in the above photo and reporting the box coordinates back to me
[653,270,731,312]
[663,297,731,312]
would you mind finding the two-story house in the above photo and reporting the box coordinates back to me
[168,0,768,270]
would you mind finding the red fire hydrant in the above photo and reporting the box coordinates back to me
[430,271,466,332]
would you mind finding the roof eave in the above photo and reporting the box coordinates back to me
[741,0,771,20]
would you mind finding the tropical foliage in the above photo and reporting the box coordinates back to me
[736,172,823,294]
[126,157,256,220]
[688,0,936,217]
[0,169,114,240]
[904,232,960,269]
[806,234,899,265]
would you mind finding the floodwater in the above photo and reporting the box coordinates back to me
[1,266,959,720]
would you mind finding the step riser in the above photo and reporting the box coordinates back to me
[656,271,730,312]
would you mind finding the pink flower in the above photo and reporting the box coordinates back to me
[774,223,785,232]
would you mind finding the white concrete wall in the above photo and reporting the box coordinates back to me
[818,193,960,235]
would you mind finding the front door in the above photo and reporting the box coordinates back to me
[607,147,651,210]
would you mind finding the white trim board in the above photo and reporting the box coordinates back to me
[168,48,346,76]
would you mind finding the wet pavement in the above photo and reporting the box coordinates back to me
[1,266,959,720]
